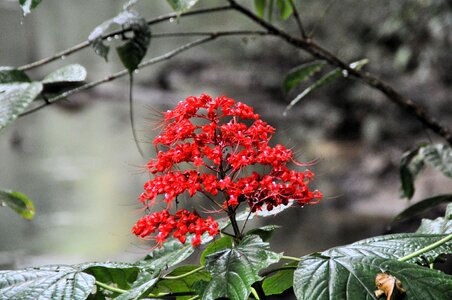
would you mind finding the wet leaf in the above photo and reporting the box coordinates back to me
[42,64,87,84]
[262,263,296,296]
[166,0,199,14]
[416,203,452,234]
[394,194,452,221]
[19,0,42,16]
[0,67,31,83]
[374,273,406,300]
[283,61,326,95]
[200,236,233,266]
[0,190,35,220]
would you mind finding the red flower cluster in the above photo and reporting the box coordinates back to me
[132,209,218,247]
[133,94,322,246]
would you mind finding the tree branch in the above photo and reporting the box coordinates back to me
[288,0,308,39]
[17,5,233,71]
[227,0,452,145]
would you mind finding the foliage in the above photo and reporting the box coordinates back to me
[1,0,452,299]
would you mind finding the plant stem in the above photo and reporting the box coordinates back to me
[95,280,127,294]
[398,233,452,263]
[163,266,205,280]
[250,287,261,300]
[281,255,301,262]
[288,0,308,39]
[251,282,267,300]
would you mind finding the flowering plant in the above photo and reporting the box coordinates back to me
[132,94,322,247]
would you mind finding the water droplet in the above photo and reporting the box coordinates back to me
[61,55,66,60]
[114,34,120,40]
[169,17,175,23]
[107,37,113,42]
[20,20,24,25]
[342,70,349,77]
[1,201,5,207]
[134,69,140,74]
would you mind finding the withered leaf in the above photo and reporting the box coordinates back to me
[375,272,406,300]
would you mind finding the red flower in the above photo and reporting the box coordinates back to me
[133,94,322,247]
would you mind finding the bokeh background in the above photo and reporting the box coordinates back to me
[1,0,451,269]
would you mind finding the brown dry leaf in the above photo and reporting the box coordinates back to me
[375,273,407,300]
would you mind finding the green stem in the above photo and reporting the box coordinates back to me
[186,296,200,300]
[398,233,452,262]
[281,255,301,262]
[250,287,261,300]
[95,280,127,294]
[163,266,205,280]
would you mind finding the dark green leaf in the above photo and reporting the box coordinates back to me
[283,61,326,95]
[0,67,31,83]
[116,17,151,73]
[80,262,140,291]
[116,269,160,300]
[139,239,194,269]
[42,64,87,84]
[254,0,267,18]
[400,146,424,199]
[284,59,368,115]
[19,0,42,16]
[420,144,452,178]
[416,203,452,234]
[166,0,199,14]
[0,265,95,300]
[294,255,452,300]
[245,225,281,242]
[200,236,233,266]
[151,265,211,296]
[0,190,35,220]
[276,0,293,20]
[262,263,296,296]
[395,194,452,221]
[203,235,281,300]
[0,82,43,131]
[323,233,452,264]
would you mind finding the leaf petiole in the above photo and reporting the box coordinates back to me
[398,233,452,262]
[162,265,205,280]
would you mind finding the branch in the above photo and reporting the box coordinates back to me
[19,30,268,117]
[288,0,308,39]
[17,5,233,71]
[227,0,452,145]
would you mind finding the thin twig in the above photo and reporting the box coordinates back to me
[227,0,452,145]
[288,0,308,39]
[17,5,233,71]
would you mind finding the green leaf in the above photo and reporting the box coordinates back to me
[80,262,140,291]
[202,235,281,300]
[400,146,424,199]
[420,144,452,178]
[276,0,293,20]
[116,269,160,300]
[294,255,452,300]
[166,0,199,14]
[200,236,233,266]
[284,59,368,115]
[395,194,452,221]
[0,265,95,300]
[254,0,267,18]
[139,239,194,269]
[262,263,296,296]
[323,233,452,264]
[116,17,151,73]
[0,67,31,83]
[0,82,43,131]
[0,190,35,220]
[42,64,87,84]
[19,0,42,16]
[283,61,326,95]
[245,225,281,242]
[416,203,452,234]
[151,265,211,296]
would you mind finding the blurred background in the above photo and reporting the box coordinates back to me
[1,0,451,269]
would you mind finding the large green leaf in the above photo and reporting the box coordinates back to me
[323,233,452,264]
[202,235,281,300]
[139,239,194,269]
[420,144,452,178]
[0,265,95,300]
[416,203,452,234]
[283,61,326,95]
[42,64,87,84]
[166,0,199,14]
[395,194,452,221]
[262,263,297,296]
[284,59,368,115]
[200,236,233,266]
[89,10,151,69]
[0,67,31,83]
[0,189,35,220]
[80,262,140,291]
[0,82,43,131]
[294,255,452,300]
[151,265,211,296]
[19,0,42,16]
